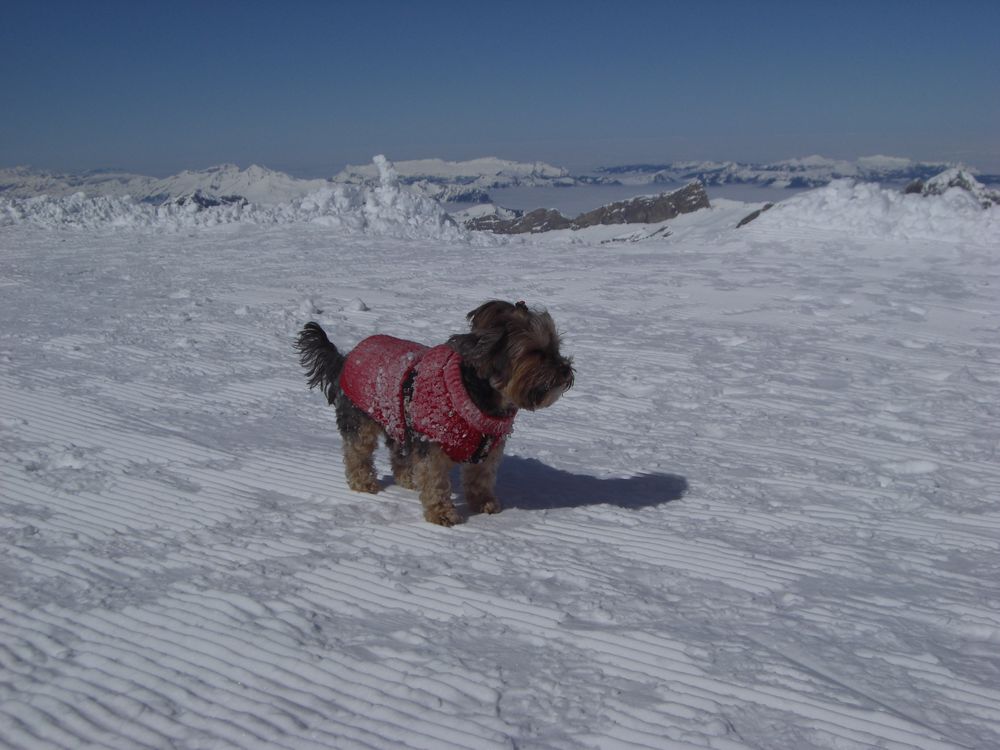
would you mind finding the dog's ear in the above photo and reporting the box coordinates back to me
[448,328,506,380]
[466,300,530,332]
[449,301,521,381]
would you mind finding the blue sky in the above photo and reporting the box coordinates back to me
[2,0,998,175]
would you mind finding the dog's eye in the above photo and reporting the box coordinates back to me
[529,386,549,404]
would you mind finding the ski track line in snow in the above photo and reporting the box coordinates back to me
[2,212,1000,750]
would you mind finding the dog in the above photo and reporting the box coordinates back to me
[296,300,574,525]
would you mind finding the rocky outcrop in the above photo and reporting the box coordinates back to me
[467,182,710,234]
[172,190,248,210]
[573,182,710,227]
[466,207,572,234]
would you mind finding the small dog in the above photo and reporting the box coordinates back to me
[296,300,574,525]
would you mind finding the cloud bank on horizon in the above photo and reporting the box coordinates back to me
[1,1,998,174]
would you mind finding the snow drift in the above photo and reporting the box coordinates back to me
[0,156,467,241]
[752,178,999,244]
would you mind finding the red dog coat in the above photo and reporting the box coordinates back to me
[339,335,515,463]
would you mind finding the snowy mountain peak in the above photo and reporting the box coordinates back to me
[775,154,847,168]
[151,163,322,199]
[920,167,1000,207]
[334,156,569,186]
[598,155,967,189]
[192,163,273,180]
[856,154,914,171]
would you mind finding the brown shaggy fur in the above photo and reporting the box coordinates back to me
[296,300,574,525]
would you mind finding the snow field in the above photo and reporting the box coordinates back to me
[1,188,999,749]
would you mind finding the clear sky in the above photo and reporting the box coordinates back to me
[3,0,998,176]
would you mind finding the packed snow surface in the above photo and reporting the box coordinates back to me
[1,177,999,749]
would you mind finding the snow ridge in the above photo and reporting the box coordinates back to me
[140,163,330,205]
[751,178,1000,243]
[600,155,971,189]
[334,156,575,203]
[0,164,329,205]
[334,156,569,185]
[0,156,468,241]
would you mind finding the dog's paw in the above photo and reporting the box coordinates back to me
[467,494,502,515]
[425,504,462,527]
[348,476,381,494]
[480,497,502,515]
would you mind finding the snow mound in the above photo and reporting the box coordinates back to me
[921,167,1000,207]
[753,179,1000,244]
[0,156,468,241]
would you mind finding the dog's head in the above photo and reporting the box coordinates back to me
[449,300,575,411]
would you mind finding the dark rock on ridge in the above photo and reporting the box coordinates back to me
[173,190,248,210]
[467,182,710,234]
[736,202,775,228]
[445,188,492,204]
[572,182,710,227]
[467,208,572,234]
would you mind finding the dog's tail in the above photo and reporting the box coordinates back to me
[295,322,345,405]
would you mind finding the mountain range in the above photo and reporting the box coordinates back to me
[332,157,575,203]
[597,155,1000,189]
[2,155,996,206]
[0,164,329,205]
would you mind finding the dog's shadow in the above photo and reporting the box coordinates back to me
[494,456,688,512]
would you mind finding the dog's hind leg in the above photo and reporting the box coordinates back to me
[336,398,382,494]
[462,442,504,515]
[414,443,460,526]
[387,439,417,490]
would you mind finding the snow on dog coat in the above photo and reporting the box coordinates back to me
[339,335,515,463]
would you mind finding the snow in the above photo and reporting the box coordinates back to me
[2,167,1000,749]
[774,154,857,172]
[753,178,1000,243]
[857,154,915,171]
[334,156,569,184]
[0,164,329,205]
[141,163,330,205]
[0,157,469,241]
[600,156,962,190]
[922,168,1000,208]
[331,156,575,205]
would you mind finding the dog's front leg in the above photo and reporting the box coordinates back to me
[337,402,382,494]
[462,441,504,515]
[414,442,460,526]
